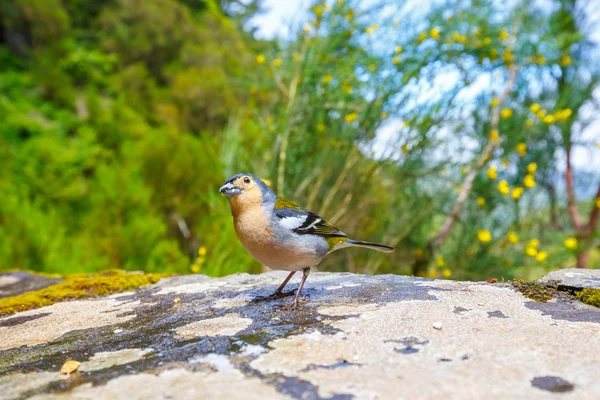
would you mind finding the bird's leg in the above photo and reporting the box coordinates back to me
[288,267,310,309]
[273,271,296,296]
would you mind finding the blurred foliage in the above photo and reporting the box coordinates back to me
[0,0,598,279]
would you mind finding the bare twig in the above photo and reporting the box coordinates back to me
[431,65,519,249]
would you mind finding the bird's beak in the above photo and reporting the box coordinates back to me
[219,183,241,198]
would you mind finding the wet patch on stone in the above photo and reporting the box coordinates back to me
[238,362,354,400]
[525,297,600,323]
[0,313,51,328]
[487,310,508,318]
[0,272,63,299]
[531,376,575,393]
[453,306,469,314]
[385,336,430,355]
[300,360,360,372]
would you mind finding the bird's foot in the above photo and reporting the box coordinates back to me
[277,295,309,311]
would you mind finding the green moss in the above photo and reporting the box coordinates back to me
[576,288,600,308]
[511,279,557,302]
[275,197,301,210]
[0,270,165,317]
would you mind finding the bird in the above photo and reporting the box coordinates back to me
[219,173,394,308]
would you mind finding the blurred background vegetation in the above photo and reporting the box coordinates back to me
[1,0,599,280]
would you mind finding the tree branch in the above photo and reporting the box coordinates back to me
[431,65,519,249]
[565,143,585,231]
[585,183,600,235]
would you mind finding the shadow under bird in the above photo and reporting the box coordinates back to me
[220,173,394,309]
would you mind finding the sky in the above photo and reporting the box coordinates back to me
[251,0,600,195]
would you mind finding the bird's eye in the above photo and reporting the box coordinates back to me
[244,177,251,184]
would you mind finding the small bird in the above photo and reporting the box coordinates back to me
[220,173,394,308]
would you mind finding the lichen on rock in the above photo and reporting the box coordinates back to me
[0,270,164,317]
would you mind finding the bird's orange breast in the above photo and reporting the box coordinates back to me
[231,200,319,270]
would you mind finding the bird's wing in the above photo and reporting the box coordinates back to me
[274,198,347,237]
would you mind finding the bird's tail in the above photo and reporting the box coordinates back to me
[347,239,394,253]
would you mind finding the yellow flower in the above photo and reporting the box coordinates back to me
[487,166,498,180]
[536,109,547,119]
[502,50,514,64]
[535,54,545,65]
[311,4,323,17]
[523,174,535,189]
[564,237,578,250]
[543,115,555,124]
[482,37,492,45]
[427,268,437,278]
[331,139,341,148]
[528,238,540,248]
[525,119,534,128]
[342,83,353,94]
[256,54,266,64]
[317,123,326,133]
[393,56,400,65]
[395,45,403,54]
[198,246,207,256]
[430,27,440,39]
[477,230,492,243]
[525,245,538,257]
[536,250,547,263]
[436,256,445,267]
[527,162,537,174]
[499,28,509,41]
[497,180,510,195]
[344,112,358,123]
[191,264,201,274]
[442,269,452,278]
[511,187,524,200]
[418,32,427,43]
[491,97,499,106]
[196,256,205,265]
[516,143,527,157]
[557,108,572,120]
[402,120,409,127]
[452,32,465,43]
[500,108,513,119]
[322,75,333,84]
[365,24,378,34]
[381,112,389,119]
[489,129,500,142]
[401,144,409,153]
[530,103,540,113]
[507,232,519,244]
[477,197,486,208]
[272,59,282,67]
[561,55,571,66]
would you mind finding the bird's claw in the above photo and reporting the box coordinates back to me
[276,295,309,311]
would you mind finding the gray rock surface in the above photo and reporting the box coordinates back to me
[1,271,599,400]
[538,268,600,290]
[0,272,62,299]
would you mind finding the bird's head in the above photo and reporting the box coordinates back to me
[220,173,276,213]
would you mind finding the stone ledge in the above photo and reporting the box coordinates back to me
[1,271,599,399]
